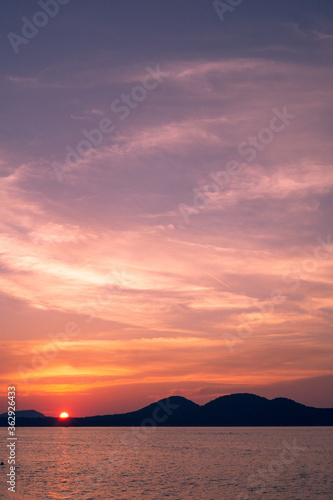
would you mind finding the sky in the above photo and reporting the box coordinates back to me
[0,0,333,417]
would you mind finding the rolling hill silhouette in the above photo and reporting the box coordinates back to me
[0,409,46,419]
[1,394,332,426]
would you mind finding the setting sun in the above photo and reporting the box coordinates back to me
[59,412,69,419]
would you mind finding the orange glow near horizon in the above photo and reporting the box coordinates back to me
[1,52,333,417]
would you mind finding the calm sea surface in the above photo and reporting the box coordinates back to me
[0,427,332,499]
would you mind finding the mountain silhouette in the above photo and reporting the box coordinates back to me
[0,409,46,419]
[1,394,332,426]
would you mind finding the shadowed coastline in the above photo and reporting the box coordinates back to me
[1,393,332,427]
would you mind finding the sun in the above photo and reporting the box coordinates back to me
[59,412,69,419]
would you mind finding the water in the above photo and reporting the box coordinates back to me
[0,427,332,499]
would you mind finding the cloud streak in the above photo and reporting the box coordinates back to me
[1,0,332,415]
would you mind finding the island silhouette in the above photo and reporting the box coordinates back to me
[1,393,332,427]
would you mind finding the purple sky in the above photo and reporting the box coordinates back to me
[1,0,333,416]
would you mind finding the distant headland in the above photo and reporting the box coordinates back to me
[1,393,332,427]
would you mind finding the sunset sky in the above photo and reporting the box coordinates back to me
[1,0,333,417]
